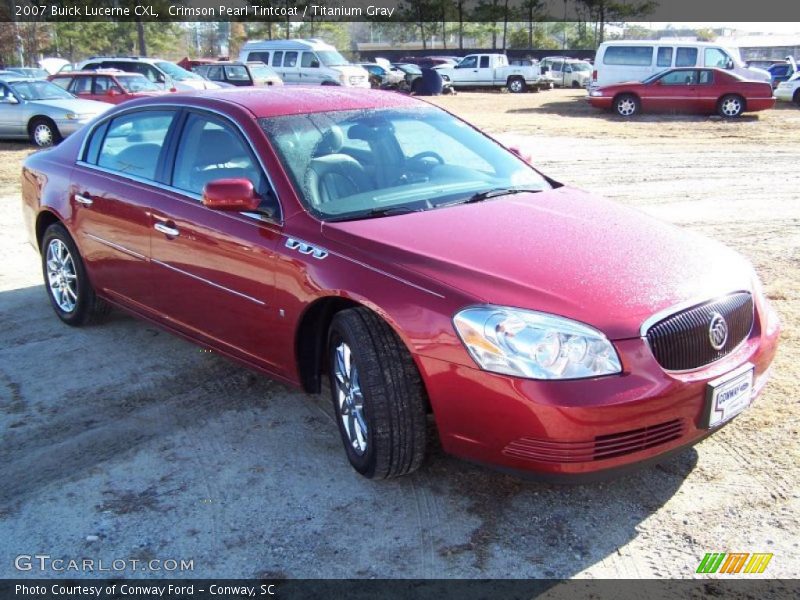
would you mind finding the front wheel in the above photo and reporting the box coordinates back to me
[718,94,744,118]
[792,89,800,106]
[327,308,427,479]
[29,118,62,147]
[41,223,110,326]
[507,77,526,93]
[614,94,640,117]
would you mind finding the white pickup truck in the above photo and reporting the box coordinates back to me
[435,53,545,93]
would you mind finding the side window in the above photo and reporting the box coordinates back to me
[603,46,653,66]
[50,77,71,90]
[459,56,477,69]
[172,113,265,197]
[248,51,271,65]
[93,76,118,94]
[284,52,298,68]
[71,76,92,94]
[660,70,697,85]
[301,52,319,68]
[83,62,101,71]
[272,51,283,67]
[704,48,729,68]
[552,61,562,72]
[656,47,673,67]
[206,66,224,80]
[225,66,249,81]
[676,47,698,67]
[96,111,175,180]
[479,56,490,68]
[699,70,714,84]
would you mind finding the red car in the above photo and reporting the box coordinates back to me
[21,89,780,481]
[48,70,170,104]
[589,67,775,118]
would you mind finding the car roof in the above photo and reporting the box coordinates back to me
[51,70,144,77]
[161,87,423,118]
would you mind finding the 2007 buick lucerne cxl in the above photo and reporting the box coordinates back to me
[21,88,780,481]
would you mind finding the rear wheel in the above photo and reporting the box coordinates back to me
[614,94,640,117]
[29,117,62,148]
[793,89,800,106]
[41,223,110,326]
[327,308,427,479]
[718,94,745,118]
[507,76,526,93]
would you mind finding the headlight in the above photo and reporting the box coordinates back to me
[453,306,622,380]
[589,90,603,97]
[64,112,78,120]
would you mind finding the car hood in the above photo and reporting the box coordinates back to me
[322,186,754,340]
[27,98,111,114]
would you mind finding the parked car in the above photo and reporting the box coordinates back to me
[391,63,454,94]
[7,67,50,79]
[775,72,800,105]
[767,58,797,89]
[0,78,110,146]
[592,41,770,89]
[77,56,219,91]
[359,63,406,89]
[239,38,369,88]
[193,62,283,87]
[540,57,593,88]
[589,67,775,118]
[0,70,20,80]
[20,88,779,481]
[435,53,545,93]
[48,71,170,104]
[400,56,458,69]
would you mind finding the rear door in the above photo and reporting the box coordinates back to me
[148,109,284,369]
[476,55,494,85]
[72,108,179,310]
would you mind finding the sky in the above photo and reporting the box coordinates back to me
[649,22,800,34]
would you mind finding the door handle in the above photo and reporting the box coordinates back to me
[75,194,93,206]
[154,222,180,237]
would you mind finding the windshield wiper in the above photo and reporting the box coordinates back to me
[330,206,426,222]
[438,187,542,208]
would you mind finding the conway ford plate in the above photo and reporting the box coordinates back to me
[704,363,755,428]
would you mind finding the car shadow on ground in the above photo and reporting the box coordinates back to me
[512,100,766,124]
[0,284,697,579]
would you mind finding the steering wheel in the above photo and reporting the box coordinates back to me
[409,151,445,165]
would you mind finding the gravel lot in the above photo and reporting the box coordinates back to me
[0,89,798,579]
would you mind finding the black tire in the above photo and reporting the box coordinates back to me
[793,89,800,106]
[614,93,640,117]
[718,94,745,118]
[410,78,422,95]
[507,76,526,94]
[41,223,110,326]
[29,117,62,148]
[571,80,581,89]
[327,307,427,479]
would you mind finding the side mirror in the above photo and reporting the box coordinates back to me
[5,95,19,104]
[725,59,734,70]
[106,88,118,96]
[508,146,532,164]
[156,74,166,84]
[310,60,320,68]
[202,178,260,211]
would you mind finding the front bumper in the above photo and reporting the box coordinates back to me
[418,300,780,480]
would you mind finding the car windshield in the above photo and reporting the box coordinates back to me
[261,107,551,221]
[117,75,160,92]
[641,72,664,84]
[10,80,74,100]
[154,61,200,81]
[317,51,349,67]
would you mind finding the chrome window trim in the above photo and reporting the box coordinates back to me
[76,101,284,226]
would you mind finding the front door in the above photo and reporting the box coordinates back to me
[0,83,24,137]
[645,69,701,112]
[149,110,284,370]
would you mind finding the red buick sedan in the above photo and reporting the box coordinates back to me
[589,67,775,117]
[21,88,780,481]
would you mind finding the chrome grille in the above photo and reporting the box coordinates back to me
[645,292,754,371]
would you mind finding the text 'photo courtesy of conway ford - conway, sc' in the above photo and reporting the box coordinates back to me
[21,87,780,481]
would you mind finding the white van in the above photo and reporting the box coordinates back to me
[591,40,770,88]
[238,39,369,88]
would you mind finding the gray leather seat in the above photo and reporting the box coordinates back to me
[306,125,372,206]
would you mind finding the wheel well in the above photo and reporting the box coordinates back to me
[507,75,524,84]
[35,210,61,250]
[295,296,362,393]
[612,92,639,104]
[28,115,56,135]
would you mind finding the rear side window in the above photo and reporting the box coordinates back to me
[479,56,490,68]
[206,66,224,80]
[272,51,283,67]
[93,76,121,94]
[699,70,714,84]
[225,65,249,81]
[603,46,653,66]
[95,111,175,181]
[656,47,673,67]
[50,77,71,90]
[676,47,698,67]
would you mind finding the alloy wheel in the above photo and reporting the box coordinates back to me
[34,123,54,147]
[617,98,637,116]
[721,97,742,117]
[46,238,78,312]
[333,341,368,455]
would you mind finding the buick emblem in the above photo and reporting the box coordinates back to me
[708,312,729,351]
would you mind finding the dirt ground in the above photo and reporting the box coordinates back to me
[0,89,798,580]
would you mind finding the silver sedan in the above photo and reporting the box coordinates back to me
[0,79,111,147]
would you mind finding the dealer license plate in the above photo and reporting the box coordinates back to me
[704,363,754,429]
